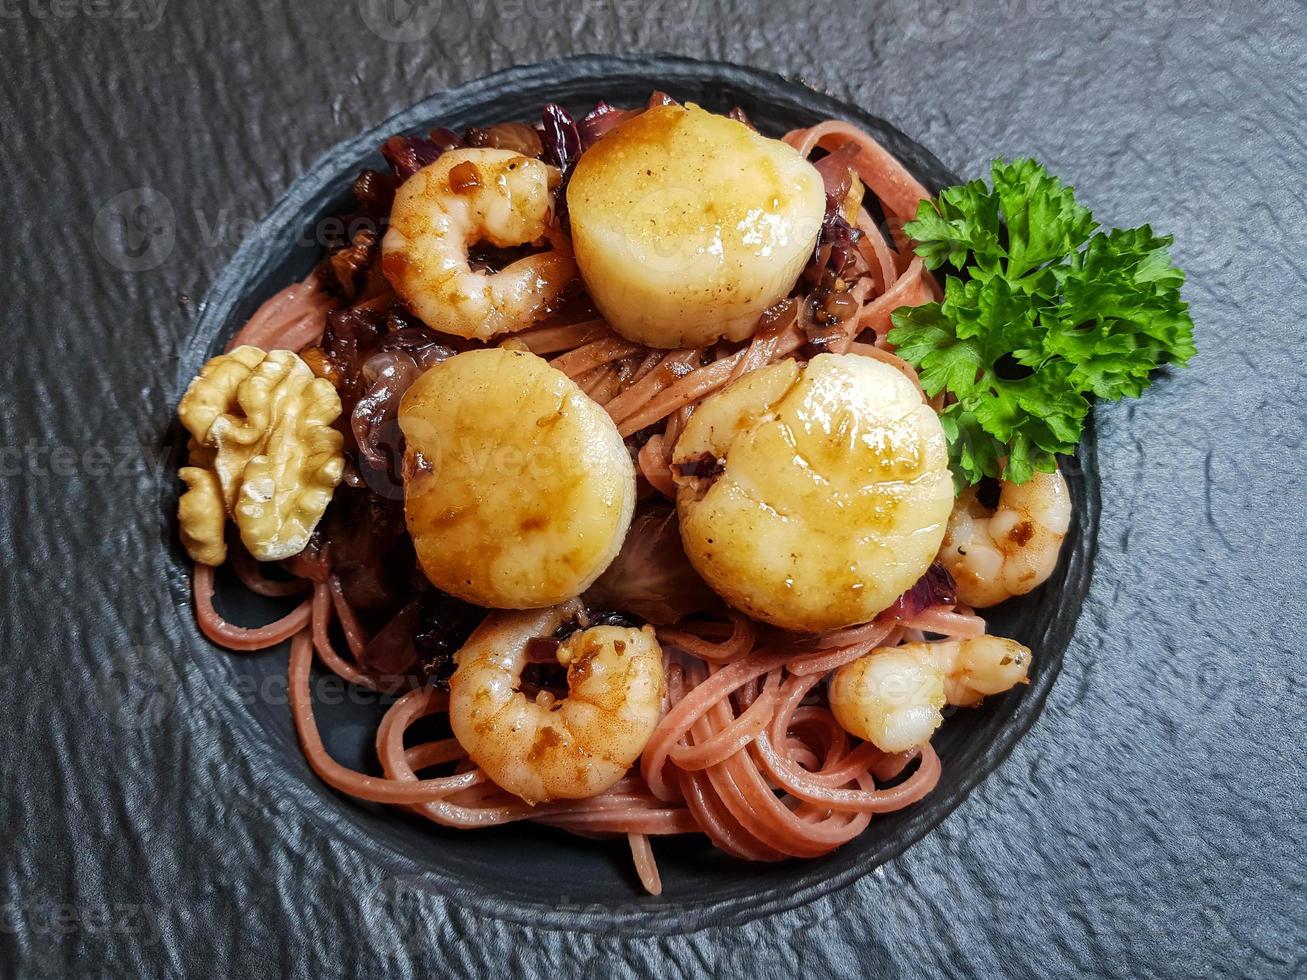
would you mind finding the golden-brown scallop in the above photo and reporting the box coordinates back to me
[566,103,826,348]
[399,348,635,608]
[672,353,953,632]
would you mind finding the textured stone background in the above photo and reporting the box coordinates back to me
[1,1,1304,977]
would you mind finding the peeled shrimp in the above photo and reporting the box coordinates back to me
[829,636,1032,753]
[938,469,1072,609]
[448,604,665,804]
[381,148,576,339]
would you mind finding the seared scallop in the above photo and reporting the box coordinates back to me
[567,103,826,348]
[671,353,953,632]
[399,348,635,608]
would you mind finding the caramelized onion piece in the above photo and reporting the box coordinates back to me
[578,101,638,148]
[585,506,721,625]
[381,135,445,180]
[464,121,543,157]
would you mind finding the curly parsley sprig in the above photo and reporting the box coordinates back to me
[887,159,1196,491]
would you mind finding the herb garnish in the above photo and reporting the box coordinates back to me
[888,159,1196,490]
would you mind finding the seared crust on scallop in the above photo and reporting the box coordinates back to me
[400,348,635,608]
[567,103,825,348]
[672,353,953,632]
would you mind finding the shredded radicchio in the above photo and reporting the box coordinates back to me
[883,563,958,621]
[540,103,581,170]
[806,141,864,277]
[413,589,484,686]
[584,506,721,625]
[577,100,636,148]
[381,135,447,180]
[820,213,862,272]
[464,121,543,157]
[539,103,581,228]
[427,127,465,153]
[813,141,859,211]
[351,169,400,218]
[327,228,378,299]
[358,599,421,675]
[321,307,387,416]
[325,487,413,614]
[357,586,484,684]
[317,307,456,498]
[799,268,860,351]
[352,334,456,477]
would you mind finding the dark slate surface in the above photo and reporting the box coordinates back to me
[1,2,1303,977]
[167,55,1103,932]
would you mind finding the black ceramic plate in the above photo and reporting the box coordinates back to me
[167,54,1098,934]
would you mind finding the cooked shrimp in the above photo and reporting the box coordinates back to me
[829,636,1032,752]
[448,604,665,803]
[382,148,576,339]
[926,635,1033,708]
[938,469,1072,608]
[830,648,945,754]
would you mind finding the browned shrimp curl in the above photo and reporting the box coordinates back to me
[448,604,665,804]
[382,148,576,339]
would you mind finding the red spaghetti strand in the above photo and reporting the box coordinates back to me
[193,564,310,650]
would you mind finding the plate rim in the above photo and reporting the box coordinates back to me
[167,51,1101,935]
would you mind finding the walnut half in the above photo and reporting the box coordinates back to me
[177,346,344,564]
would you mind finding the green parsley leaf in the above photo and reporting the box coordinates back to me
[937,407,1004,490]
[888,160,1195,489]
[1046,226,1196,399]
[991,158,1097,280]
[903,178,1004,276]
